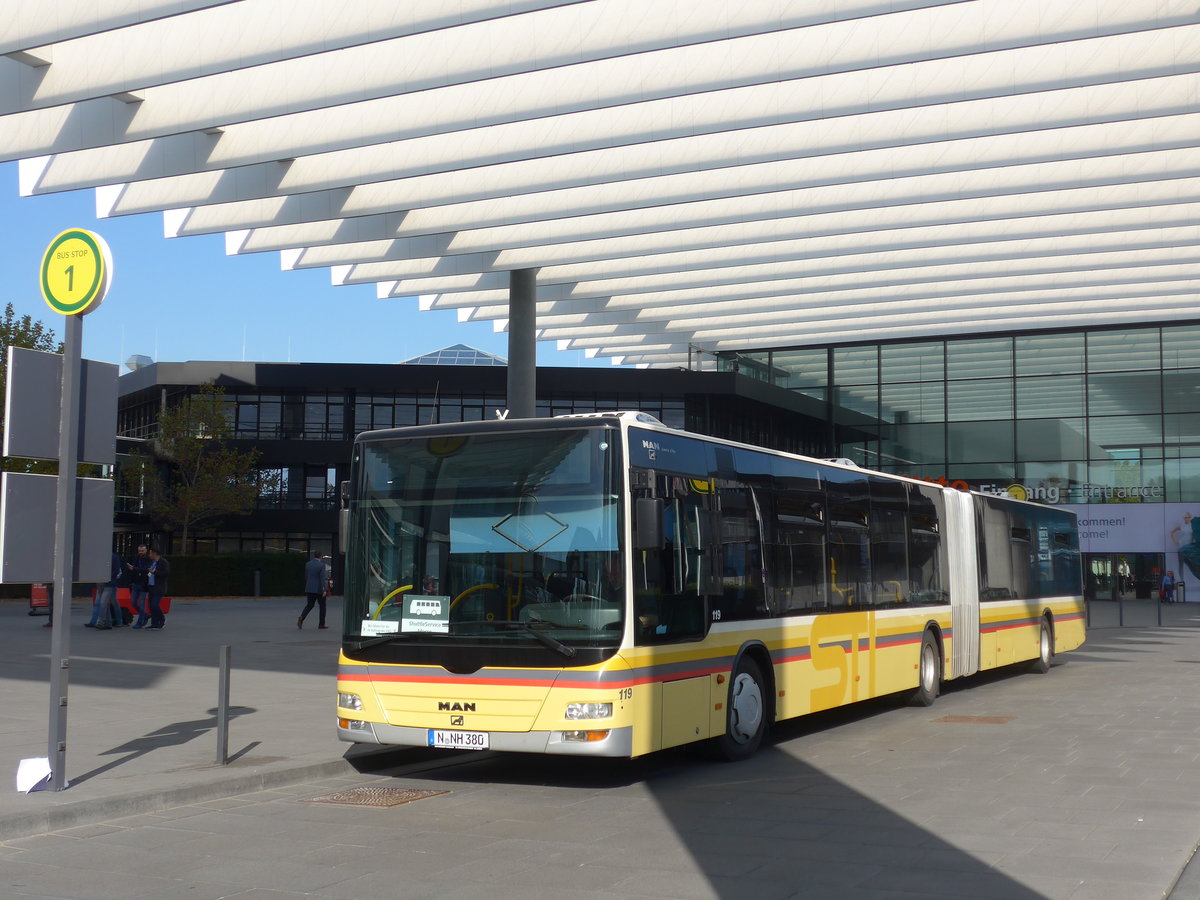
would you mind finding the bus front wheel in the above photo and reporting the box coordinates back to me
[712,657,767,761]
[908,632,941,707]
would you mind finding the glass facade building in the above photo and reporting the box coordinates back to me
[717,323,1200,604]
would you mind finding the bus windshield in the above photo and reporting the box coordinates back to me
[344,426,623,660]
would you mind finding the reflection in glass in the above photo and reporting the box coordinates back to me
[947,421,1014,464]
[879,423,946,466]
[947,379,1013,421]
[1163,371,1200,413]
[1087,328,1160,372]
[771,348,828,390]
[1087,372,1162,415]
[1162,325,1200,370]
[1016,376,1084,419]
[881,342,944,384]
[881,381,944,423]
[1088,415,1163,456]
[947,337,1012,380]
[1016,419,1086,461]
[1015,333,1084,375]
[834,346,878,385]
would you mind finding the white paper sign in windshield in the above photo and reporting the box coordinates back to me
[401,595,450,633]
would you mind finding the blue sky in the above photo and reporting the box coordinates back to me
[0,161,601,371]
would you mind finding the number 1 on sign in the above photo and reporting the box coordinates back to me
[64,265,74,291]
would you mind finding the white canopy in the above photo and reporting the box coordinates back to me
[5,0,1198,366]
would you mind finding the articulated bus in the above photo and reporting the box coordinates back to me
[336,412,1084,760]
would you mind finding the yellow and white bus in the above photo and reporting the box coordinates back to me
[336,412,1084,760]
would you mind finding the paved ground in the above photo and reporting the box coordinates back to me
[1,596,1199,899]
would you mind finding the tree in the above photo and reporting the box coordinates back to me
[127,382,263,553]
[1,303,64,473]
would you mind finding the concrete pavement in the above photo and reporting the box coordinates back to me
[2,596,1200,898]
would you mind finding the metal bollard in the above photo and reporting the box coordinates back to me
[216,645,231,765]
[253,570,261,597]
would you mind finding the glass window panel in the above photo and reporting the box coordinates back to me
[1017,461,1087,505]
[1165,458,1200,502]
[1088,416,1163,457]
[878,423,946,467]
[833,346,877,385]
[947,420,1013,464]
[947,379,1013,421]
[833,384,878,419]
[1087,459,1164,504]
[217,532,241,553]
[1087,328,1160,372]
[1016,376,1084,419]
[771,348,827,389]
[1165,414,1200,445]
[881,381,944,423]
[1016,418,1086,461]
[1162,325,1200,370]
[1015,332,1084,375]
[947,337,1012,380]
[1164,371,1200,413]
[881,341,944,383]
[1088,372,1161,415]
[949,463,1017,489]
[264,533,286,553]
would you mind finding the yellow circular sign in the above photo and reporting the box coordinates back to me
[427,436,468,457]
[1005,483,1028,501]
[40,228,113,316]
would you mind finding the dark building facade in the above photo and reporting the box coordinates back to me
[116,359,836,584]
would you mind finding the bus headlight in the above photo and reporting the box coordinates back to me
[565,702,612,720]
[338,692,363,711]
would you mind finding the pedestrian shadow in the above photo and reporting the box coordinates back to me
[70,706,256,786]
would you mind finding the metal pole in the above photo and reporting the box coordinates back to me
[48,315,82,792]
[216,645,231,765]
[507,268,537,419]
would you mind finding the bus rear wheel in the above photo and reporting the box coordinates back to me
[907,632,940,707]
[1028,619,1053,674]
[712,657,767,761]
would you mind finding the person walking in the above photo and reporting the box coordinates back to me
[298,552,329,629]
[126,544,152,628]
[146,547,171,630]
[93,552,126,630]
[1161,570,1176,604]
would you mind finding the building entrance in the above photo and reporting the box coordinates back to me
[1083,552,1163,602]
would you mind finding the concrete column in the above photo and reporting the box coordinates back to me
[507,268,537,418]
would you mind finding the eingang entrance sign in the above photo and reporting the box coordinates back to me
[40,228,113,317]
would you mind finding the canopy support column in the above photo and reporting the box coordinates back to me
[507,268,537,419]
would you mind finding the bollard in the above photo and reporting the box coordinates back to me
[216,645,231,765]
[253,570,261,597]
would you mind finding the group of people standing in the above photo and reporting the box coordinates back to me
[85,544,171,631]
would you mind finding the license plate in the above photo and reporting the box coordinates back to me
[428,729,489,750]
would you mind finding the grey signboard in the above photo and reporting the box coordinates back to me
[0,473,114,582]
[3,346,118,465]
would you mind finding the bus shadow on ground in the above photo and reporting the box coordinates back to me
[369,699,1043,899]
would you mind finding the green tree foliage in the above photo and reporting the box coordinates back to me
[1,303,64,473]
[126,383,263,553]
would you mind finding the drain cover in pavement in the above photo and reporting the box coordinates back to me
[303,786,450,807]
[933,715,1014,725]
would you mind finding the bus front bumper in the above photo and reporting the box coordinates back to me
[337,721,634,757]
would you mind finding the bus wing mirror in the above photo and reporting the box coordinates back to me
[635,498,664,549]
[339,508,349,554]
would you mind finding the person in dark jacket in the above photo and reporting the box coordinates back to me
[93,553,126,629]
[298,552,329,629]
[146,547,171,630]
[126,544,152,628]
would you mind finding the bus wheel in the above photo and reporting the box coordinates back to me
[908,632,940,707]
[713,657,767,761]
[1028,619,1053,674]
